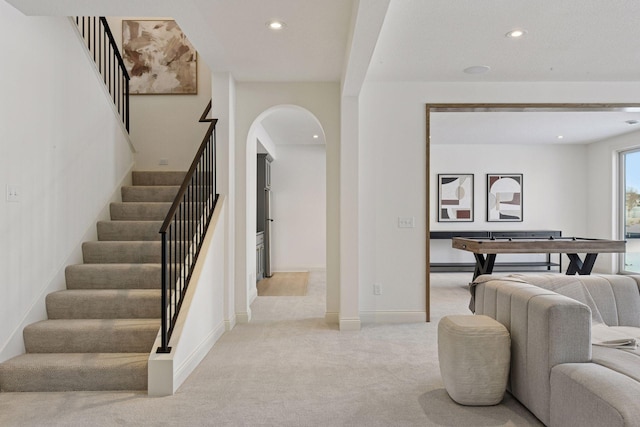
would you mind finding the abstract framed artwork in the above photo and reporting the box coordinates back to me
[487,174,523,222]
[122,20,197,95]
[438,174,474,222]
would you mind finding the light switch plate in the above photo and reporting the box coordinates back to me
[398,217,415,228]
[6,185,20,202]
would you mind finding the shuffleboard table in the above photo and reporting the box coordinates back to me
[452,236,626,279]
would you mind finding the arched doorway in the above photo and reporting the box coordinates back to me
[243,105,328,319]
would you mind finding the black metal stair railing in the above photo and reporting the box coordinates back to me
[74,17,130,132]
[157,100,218,353]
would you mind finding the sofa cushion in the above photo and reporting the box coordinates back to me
[551,362,640,427]
[509,274,640,327]
[580,275,640,327]
[508,274,604,323]
[592,345,640,383]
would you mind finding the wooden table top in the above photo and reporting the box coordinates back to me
[452,237,626,254]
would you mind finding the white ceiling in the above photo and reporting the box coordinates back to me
[10,0,640,83]
[260,107,325,146]
[431,111,640,145]
[179,0,355,82]
[9,0,640,145]
[368,0,640,82]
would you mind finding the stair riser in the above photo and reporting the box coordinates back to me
[46,292,161,319]
[0,354,148,392]
[82,242,195,263]
[97,221,164,241]
[121,186,213,204]
[97,221,198,242]
[24,321,159,353]
[82,242,162,263]
[121,186,180,202]
[110,202,172,221]
[132,171,213,187]
[65,264,161,289]
[132,171,187,186]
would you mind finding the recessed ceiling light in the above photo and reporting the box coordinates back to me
[313,134,319,139]
[506,29,527,38]
[557,135,564,140]
[267,20,286,30]
[463,65,491,75]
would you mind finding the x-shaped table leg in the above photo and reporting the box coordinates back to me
[566,253,598,275]
[473,253,496,280]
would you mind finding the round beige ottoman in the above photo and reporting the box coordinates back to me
[438,314,510,406]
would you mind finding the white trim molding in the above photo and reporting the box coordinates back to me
[359,311,427,324]
[339,317,361,331]
[325,312,339,324]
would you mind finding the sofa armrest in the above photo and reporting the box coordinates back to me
[474,279,592,426]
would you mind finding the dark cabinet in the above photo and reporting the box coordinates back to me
[256,231,265,281]
[256,154,272,232]
[257,154,273,278]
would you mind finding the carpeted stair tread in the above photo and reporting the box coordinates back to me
[97,221,164,241]
[132,171,186,186]
[82,241,161,263]
[0,353,148,392]
[121,185,180,202]
[46,289,161,319]
[24,319,160,353]
[65,264,161,289]
[110,202,172,221]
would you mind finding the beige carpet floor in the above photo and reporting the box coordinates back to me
[0,272,543,426]
[257,272,309,296]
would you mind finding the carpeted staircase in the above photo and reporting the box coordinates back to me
[0,171,185,392]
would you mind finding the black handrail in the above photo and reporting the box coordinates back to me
[157,100,218,353]
[74,17,130,132]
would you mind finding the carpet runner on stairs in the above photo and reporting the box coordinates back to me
[0,171,185,392]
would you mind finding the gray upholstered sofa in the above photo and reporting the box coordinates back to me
[471,273,640,427]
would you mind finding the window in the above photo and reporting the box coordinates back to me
[621,149,640,273]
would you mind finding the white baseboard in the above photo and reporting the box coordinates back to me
[359,311,427,324]
[174,321,226,392]
[325,312,339,324]
[236,310,252,324]
[339,317,361,331]
[249,286,258,304]
[272,267,326,273]
[225,315,237,331]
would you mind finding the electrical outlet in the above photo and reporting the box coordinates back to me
[373,283,382,295]
[159,159,169,166]
[6,185,20,202]
[398,217,415,228]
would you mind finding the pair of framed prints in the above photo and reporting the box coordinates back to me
[437,173,523,222]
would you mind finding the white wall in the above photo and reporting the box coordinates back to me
[0,5,134,361]
[357,81,640,320]
[430,143,588,266]
[271,145,326,271]
[107,17,212,171]
[211,72,237,331]
[254,123,277,159]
